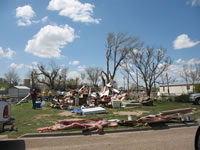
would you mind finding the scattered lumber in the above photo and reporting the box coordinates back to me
[37,108,195,133]
[37,118,118,133]
[159,108,193,116]
[17,93,30,105]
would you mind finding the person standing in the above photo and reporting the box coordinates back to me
[31,89,37,109]
[41,89,46,107]
[74,91,79,106]
[42,89,46,102]
[48,90,53,103]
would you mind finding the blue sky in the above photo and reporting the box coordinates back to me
[0,0,200,85]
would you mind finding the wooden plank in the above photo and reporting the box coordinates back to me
[159,108,192,116]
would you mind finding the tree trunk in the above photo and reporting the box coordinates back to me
[147,89,151,97]
[101,75,106,87]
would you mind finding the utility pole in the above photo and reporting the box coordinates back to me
[127,73,129,93]
[31,71,35,90]
[123,76,126,90]
[166,73,170,96]
[153,63,156,90]
[136,70,138,94]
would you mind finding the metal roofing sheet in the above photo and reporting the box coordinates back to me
[14,86,30,89]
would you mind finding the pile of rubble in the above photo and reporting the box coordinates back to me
[119,108,194,127]
[50,83,154,110]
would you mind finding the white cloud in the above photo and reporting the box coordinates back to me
[187,58,200,65]
[10,63,24,69]
[132,49,142,55]
[16,5,36,26]
[47,0,101,24]
[16,5,49,26]
[173,34,200,49]
[176,59,185,64]
[77,65,86,72]
[168,64,182,73]
[41,16,48,23]
[68,71,81,79]
[26,61,39,69]
[69,60,80,65]
[0,47,15,59]
[25,24,76,58]
[188,0,200,6]
[175,58,200,65]
[165,58,200,82]
[32,61,38,66]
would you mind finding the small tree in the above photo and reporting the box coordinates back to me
[194,84,200,93]
[159,73,176,96]
[120,65,131,92]
[181,64,200,92]
[57,67,68,91]
[80,73,86,84]
[188,64,200,92]
[85,67,102,88]
[33,61,68,90]
[180,65,190,92]
[120,61,140,93]
[66,77,82,90]
[4,69,20,87]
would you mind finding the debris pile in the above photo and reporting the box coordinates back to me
[37,108,194,133]
[49,83,154,109]
[37,118,118,133]
[119,108,194,127]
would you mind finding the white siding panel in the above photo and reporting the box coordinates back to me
[159,85,193,96]
[8,86,30,98]
[8,88,18,97]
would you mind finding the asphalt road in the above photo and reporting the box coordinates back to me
[0,126,198,150]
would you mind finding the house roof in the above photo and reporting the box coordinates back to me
[13,86,30,90]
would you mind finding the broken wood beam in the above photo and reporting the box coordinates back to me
[159,108,192,116]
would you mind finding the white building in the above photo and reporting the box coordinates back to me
[8,86,30,98]
[159,84,193,96]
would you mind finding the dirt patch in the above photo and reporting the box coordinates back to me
[113,111,149,116]
[36,114,51,120]
[48,121,57,124]
[59,111,74,116]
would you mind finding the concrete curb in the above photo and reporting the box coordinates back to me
[18,122,199,138]
[0,135,8,139]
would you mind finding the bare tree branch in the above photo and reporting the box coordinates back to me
[85,67,102,88]
[33,61,67,90]
[103,32,142,85]
[4,69,20,87]
[128,46,171,96]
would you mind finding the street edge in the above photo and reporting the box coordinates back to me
[18,122,199,138]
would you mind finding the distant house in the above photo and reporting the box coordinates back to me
[159,84,193,96]
[8,86,30,98]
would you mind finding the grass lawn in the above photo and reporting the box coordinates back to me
[1,101,200,138]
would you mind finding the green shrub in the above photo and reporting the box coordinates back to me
[174,94,190,103]
[194,84,200,93]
